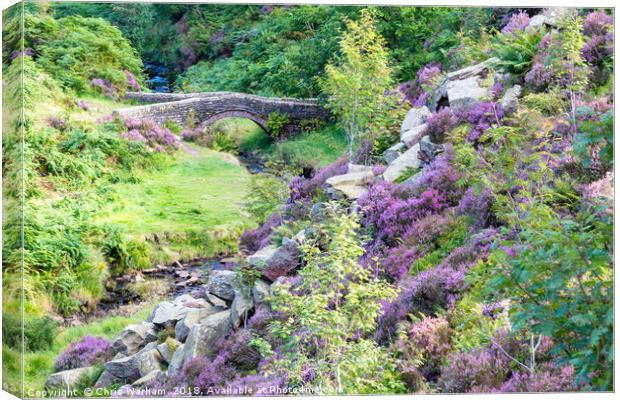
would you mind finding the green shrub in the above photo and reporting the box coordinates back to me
[244,174,289,222]
[2,313,58,352]
[491,29,542,76]
[31,14,144,96]
[265,111,290,140]
[521,89,566,115]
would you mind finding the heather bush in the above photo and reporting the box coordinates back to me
[54,336,113,371]
[394,315,451,389]
[500,11,530,34]
[455,101,504,142]
[377,229,496,342]
[423,107,458,143]
[121,117,179,152]
[239,212,283,254]
[455,187,494,228]
[498,363,577,392]
[288,156,348,203]
[581,11,614,84]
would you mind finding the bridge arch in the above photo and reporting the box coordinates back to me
[198,110,268,132]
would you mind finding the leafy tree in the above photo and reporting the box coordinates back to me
[270,205,402,393]
[480,204,613,390]
[321,10,393,161]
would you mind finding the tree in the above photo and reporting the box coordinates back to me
[270,205,402,394]
[321,10,393,162]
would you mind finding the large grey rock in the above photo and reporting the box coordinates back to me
[112,322,158,356]
[528,8,574,30]
[45,366,99,391]
[206,270,238,301]
[247,242,300,282]
[325,170,375,200]
[94,370,117,388]
[252,279,271,304]
[431,58,498,111]
[230,290,254,329]
[401,106,431,134]
[206,292,227,308]
[173,293,209,308]
[384,142,405,164]
[500,84,522,115]
[401,124,428,148]
[182,310,232,365]
[148,301,187,326]
[175,306,224,342]
[105,342,163,383]
[446,76,488,110]
[132,370,167,388]
[446,58,498,81]
[382,143,422,183]
[157,338,182,363]
[167,344,185,375]
[325,170,374,187]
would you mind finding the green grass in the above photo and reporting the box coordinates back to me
[214,118,348,168]
[3,304,155,396]
[97,143,254,262]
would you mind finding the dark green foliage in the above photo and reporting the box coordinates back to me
[491,29,542,76]
[480,205,613,390]
[265,111,290,139]
[2,313,58,352]
[574,109,613,173]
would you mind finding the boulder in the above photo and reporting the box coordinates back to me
[132,370,167,388]
[446,76,488,110]
[325,171,374,187]
[384,142,405,164]
[112,322,158,356]
[252,279,271,304]
[167,344,185,376]
[247,242,300,282]
[528,8,574,30]
[181,310,232,365]
[400,106,431,134]
[500,84,522,115]
[418,136,444,164]
[175,306,225,342]
[105,342,163,383]
[431,58,498,111]
[172,293,209,308]
[157,338,181,364]
[206,270,238,301]
[148,301,187,326]
[325,170,375,200]
[230,290,254,329]
[45,366,99,391]
[94,370,117,388]
[382,143,422,183]
[401,124,428,148]
[206,292,227,308]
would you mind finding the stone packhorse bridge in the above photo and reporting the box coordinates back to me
[115,92,332,136]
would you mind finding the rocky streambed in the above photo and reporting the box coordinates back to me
[45,269,272,392]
